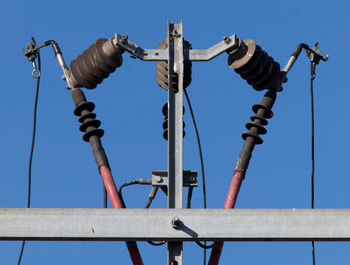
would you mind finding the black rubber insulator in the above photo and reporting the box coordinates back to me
[245,122,267,135]
[163,129,168,140]
[78,112,97,123]
[161,103,185,140]
[83,128,104,142]
[74,102,95,116]
[162,120,167,130]
[247,56,273,87]
[242,131,263,145]
[254,62,280,91]
[79,119,102,132]
[241,50,266,81]
[250,115,268,126]
[252,104,273,119]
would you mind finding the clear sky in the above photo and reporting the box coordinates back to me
[1,0,350,264]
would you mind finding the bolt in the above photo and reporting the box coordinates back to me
[223,36,231,44]
[62,75,66,81]
[120,35,128,43]
[172,216,180,229]
[155,176,162,183]
[172,30,181,38]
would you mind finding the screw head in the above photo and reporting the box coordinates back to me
[172,216,180,228]
[155,176,162,183]
[223,36,231,44]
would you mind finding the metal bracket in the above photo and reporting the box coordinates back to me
[152,170,198,188]
[114,33,238,62]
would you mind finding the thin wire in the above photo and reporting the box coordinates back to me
[147,241,166,246]
[183,87,208,264]
[103,186,107,208]
[310,62,316,265]
[118,180,141,207]
[145,186,159,209]
[17,42,41,265]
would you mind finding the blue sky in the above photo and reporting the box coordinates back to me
[1,0,350,264]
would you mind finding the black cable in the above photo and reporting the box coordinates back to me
[103,186,107,208]
[195,241,214,249]
[147,241,167,246]
[118,179,166,247]
[118,180,142,207]
[145,186,159,209]
[187,186,193,209]
[310,62,316,265]
[17,38,41,265]
[145,186,166,246]
[183,87,209,264]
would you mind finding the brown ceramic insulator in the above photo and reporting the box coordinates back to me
[156,39,192,91]
[70,38,123,89]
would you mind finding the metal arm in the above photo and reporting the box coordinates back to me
[114,32,238,61]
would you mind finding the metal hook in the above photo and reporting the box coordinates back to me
[30,58,40,78]
[32,68,40,78]
[306,42,329,65]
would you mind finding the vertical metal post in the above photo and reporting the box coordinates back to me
[167,20,184,265]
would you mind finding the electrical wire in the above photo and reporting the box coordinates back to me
[145,186,166,246]
[145,186,159,209]
[17,38,41,265]
[310,62,316,265]
[118,180,143,207]
[183,87,211,264]
[103,186,107,208]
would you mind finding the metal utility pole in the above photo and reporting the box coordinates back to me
[18,20,328,265]
[167,21,184,265]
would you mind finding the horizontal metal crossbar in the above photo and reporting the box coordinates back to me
[1,208,350,241]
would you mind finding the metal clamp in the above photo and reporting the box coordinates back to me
[152,170,198,188]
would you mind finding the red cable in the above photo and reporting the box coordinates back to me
[99,165,144,265]
[208,171,245,265]
[99,165,123,208]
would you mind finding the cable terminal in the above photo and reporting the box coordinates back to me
[22,38,41,78]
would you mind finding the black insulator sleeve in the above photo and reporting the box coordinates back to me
[70,88,109,169]
[235,136,255,172]
[89,135,110,169]
[71,88,87,107]
[236,89,277,173]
